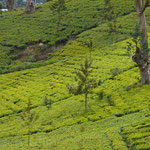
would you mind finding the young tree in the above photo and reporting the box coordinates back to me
[67,18,76,40]
[133,0,150,84]
[50,0,67,32]
[102,0,118,41]
[6,0,14,11]
[20,99,38,148]
[67,57,97,112]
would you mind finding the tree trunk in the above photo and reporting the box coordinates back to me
[135,0,148,43]
[133,0,150,84]
[56,13,61,33]
[6,0,14,11]
[28,123,30,148]
[28,133,30,148]
[85,93,87,113]
[140,63,150,84]
[25,0,35,14]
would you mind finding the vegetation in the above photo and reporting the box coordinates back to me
[50,0,67,32]
[0,0,150,149]
[44,96,53,109]
[68,57,97,112]
[20,99,39,148]
[133,0,150,84]
[102,0,119,41]
[0,0,135,74]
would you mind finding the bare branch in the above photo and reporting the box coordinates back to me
[140,0,150,15]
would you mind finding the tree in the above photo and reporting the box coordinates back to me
[133,0,150,84]
[6,0,14,11]
[102,0,118,42]
[0,3,2,14]
[67,57,97,113]
[17,0,25,8]
[25,0,35,14]
[20,99,38,148]
[50,0,67,32]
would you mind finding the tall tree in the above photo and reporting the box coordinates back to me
[6,0,14,11]
[102,0,118,42]
[0,3,2,14]
[50,0,67,32]
[133,0,150,84]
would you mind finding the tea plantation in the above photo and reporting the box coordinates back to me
[0,0,135,73]
[0,0,150,149]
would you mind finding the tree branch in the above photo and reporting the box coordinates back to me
[140,0,150,15]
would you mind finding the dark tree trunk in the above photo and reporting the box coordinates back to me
[140,63,150,84]
[28,125,30,148]
[133,0,150,84]
[85,93,87,113]
[6,0,14,11]
[25,0,35,14]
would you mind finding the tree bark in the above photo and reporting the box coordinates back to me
[6,0,14,11]
[140,62,150,84]
[85,93,87,113]
[25,0,35,14]
[28,124,30,148]
[133,0,150,84]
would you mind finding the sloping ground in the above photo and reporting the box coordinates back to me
[0,5,150,150]
[0,109,150,150]
[0,0,135,73]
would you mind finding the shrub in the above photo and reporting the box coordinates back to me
[44,96,53,109]
[110,67,122,78]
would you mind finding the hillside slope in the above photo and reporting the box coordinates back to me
[0,0,135,73]
[0,1,150,150]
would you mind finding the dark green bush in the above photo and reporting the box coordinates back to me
[110,67,122,78]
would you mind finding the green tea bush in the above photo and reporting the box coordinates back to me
[0,0,135,73]
[110,67,123,79]
[44,96,53,109]
[1,3,150,150]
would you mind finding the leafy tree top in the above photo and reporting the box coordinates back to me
[50,0,67,14]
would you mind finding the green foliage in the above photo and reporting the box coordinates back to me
[20,99,39,148]
[127,24,150,56]
[50,0,67,32]
[68,57,97,112]
[126,41,134,56]
[1,26,150,148]
[1,1,150,150]
[50,0,67,13]
[44,96,53,109]
[121,120,150,150]
[98,90,104,100]
[26,55,35,62]
[110,67,123,78]
[102,0,119,37]
[75,58,95,93]
[0,0,135,73]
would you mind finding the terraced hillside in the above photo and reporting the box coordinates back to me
[0,0,150,150]
[0,0,135,73]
